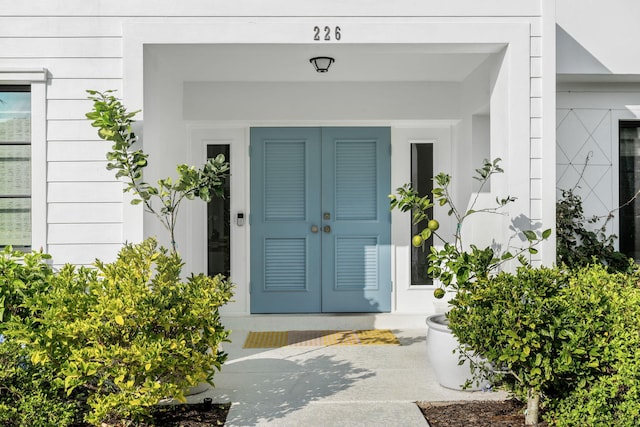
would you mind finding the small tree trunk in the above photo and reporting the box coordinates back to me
[525,387,540,425]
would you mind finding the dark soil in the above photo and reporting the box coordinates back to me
[417,399,550,427]
[71,402,230,427]
[151,402,230,426]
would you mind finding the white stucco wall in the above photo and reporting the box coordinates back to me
[557,0,640,75]
[556,0,640,247]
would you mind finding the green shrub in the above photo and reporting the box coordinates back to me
[449,263,640,426]
[448,266,571,423]
[7,238,233,426]
[0,245,52,325]
[556,188,632,272]
[0,340,82,427]
[545,266,640,427]
[0,247,83,427]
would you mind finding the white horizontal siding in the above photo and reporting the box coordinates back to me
[48,203,123,223]
[531,199,543,221]
[530,178,543,200]
[48,243,122,266]
[48,99,96,120]
[530,36,542,57]
[1,1,542,17]
[48,223,122,244]
[0,58,121,78]
[48,79,122,99]
[530,118,543,138]
[530,57,542,78]
[0,16,128,260]
[531,98,542,117]
[48,182,123,203]
[531,77,543,97]
[48,120,101,141]
[0,17,124,37]
[529,16,546,232]
[531,158,543,180]
[49,161,113,182]
[47,141,108,161]
[531,137,542,158]
[2,38,121,58]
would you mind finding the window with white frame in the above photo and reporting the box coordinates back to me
[0,86,31,251]
[410,142,434,285]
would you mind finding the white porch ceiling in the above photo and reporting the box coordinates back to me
[148,44,501,83]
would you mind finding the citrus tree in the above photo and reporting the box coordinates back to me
[390,158,550,298]
[86,90,229,253]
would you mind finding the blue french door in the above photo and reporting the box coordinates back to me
[250,127,391,313]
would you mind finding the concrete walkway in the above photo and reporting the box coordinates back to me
[190,315,507,426]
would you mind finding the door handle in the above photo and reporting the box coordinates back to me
[311,225,319,233]
[323,225,331,233]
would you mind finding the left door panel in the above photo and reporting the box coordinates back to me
[250,128,322,313]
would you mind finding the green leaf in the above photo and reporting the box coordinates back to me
[501,251,514,260]
[523,230,537,241]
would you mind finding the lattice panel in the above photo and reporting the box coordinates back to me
[556,108,614,235]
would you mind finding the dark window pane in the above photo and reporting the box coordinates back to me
[411,143,433,286]
[207,145,230,277]
[619,122,640,260]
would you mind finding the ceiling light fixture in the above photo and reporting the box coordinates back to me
[309,56,335,73]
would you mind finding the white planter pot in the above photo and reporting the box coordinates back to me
[425,314,489,391]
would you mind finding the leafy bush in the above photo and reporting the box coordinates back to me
[449,263,640,426]
[556,188,631,271]
[545,266,640,427]
[0,340,82,427]
[0,247,83,427]
[4,239,233,426]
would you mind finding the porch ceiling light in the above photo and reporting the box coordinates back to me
[309,56,335,73]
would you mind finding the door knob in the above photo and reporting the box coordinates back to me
[323,225,331,233]
[311,225,319,233]
[324,212,331,220]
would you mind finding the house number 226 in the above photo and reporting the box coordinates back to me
[313,26,341,41]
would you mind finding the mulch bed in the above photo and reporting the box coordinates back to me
[71,402,230,427]
[417,399,549,427]
[150,402,230,426]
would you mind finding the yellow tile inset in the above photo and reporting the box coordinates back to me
[243,331,288,348]
[243,329,400,348]
[356,329,400,345]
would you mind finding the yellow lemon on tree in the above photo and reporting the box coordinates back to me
[412,234,423,247]
[420,228,432,240]
[427,219,440,231]
[433,288,446,299]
